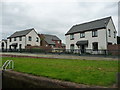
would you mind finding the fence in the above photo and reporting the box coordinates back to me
[108,44,120,56]
[1,48,120,56]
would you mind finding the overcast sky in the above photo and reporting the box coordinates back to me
[0,0,119,43]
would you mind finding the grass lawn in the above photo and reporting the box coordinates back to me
[2,57,118,86]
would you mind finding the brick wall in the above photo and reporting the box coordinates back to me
[25,46,51,49]
[107,44,120,55]
[52,40,62,48]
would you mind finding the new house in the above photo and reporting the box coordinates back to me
[65,16,117,54]
[38,34,63,49]
[7,28,40,50]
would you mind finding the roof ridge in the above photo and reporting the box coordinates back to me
[74,16,111,27]
[66,16,112,35]
[43,34,56,36]
[15,28,34,32]
[8,28,35,38]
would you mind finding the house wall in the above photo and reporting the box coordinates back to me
[106,19,117,44]
[26,30,40,46]
[66,29,107,50]
[40,40,50,47]
[7,36,26,49]
[52,40,62,48]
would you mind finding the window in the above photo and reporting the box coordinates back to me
[14,37,16,41]
[80,32,85,38]
[92,42,98,51]
[70,34,74,40]
[27,44,31,46]
[19,44,22,49]
[58,41,60,44]
[114,31,116,38]
[9,38,12,42]
[19,37,22,41]
[1,42,4,47]
[28,36,32,41]
[108,42,112,45]
[92,30,98,37]
[36,37,39,42]
[108,29,111,37]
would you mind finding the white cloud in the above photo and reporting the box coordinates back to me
[1,1,118,43]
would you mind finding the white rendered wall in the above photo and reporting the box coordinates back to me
[66,29,107,50]
[26,30,40,46]
[7,36,26,49]
[106,19,117,44]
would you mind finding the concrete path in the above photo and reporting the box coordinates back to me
[0,52,118,61]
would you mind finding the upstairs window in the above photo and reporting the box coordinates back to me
[36,37,39,42]
[92,30,98,37]
[108,29,111,37]
[80,32,85,38]
[14,37,16,41]
[28,36,32,41]
[70,34,74,40]
[19,37,22,41]
[114,31,116,38]
[92,42,98,51]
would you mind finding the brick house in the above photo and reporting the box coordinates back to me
[38,34,63,49]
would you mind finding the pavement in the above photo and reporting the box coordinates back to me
[0,52,118,61]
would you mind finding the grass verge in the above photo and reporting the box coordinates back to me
[2,57,118,86]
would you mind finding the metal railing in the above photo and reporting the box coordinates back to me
[2,60,14,70]
[1,49,120,56]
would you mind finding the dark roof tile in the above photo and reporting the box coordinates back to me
[8,28,34,38]
[66,16,111,35]
[41,34,61,45]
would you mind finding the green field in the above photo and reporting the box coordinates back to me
[2,57,118,86]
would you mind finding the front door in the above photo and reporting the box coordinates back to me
[1,42,4,50]
[19,44,22,50]
[81,45,85,53]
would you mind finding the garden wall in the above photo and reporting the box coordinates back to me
[107,44,120,55]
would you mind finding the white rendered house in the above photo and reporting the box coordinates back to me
[65,16,117,54]
[7,28,40,50]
